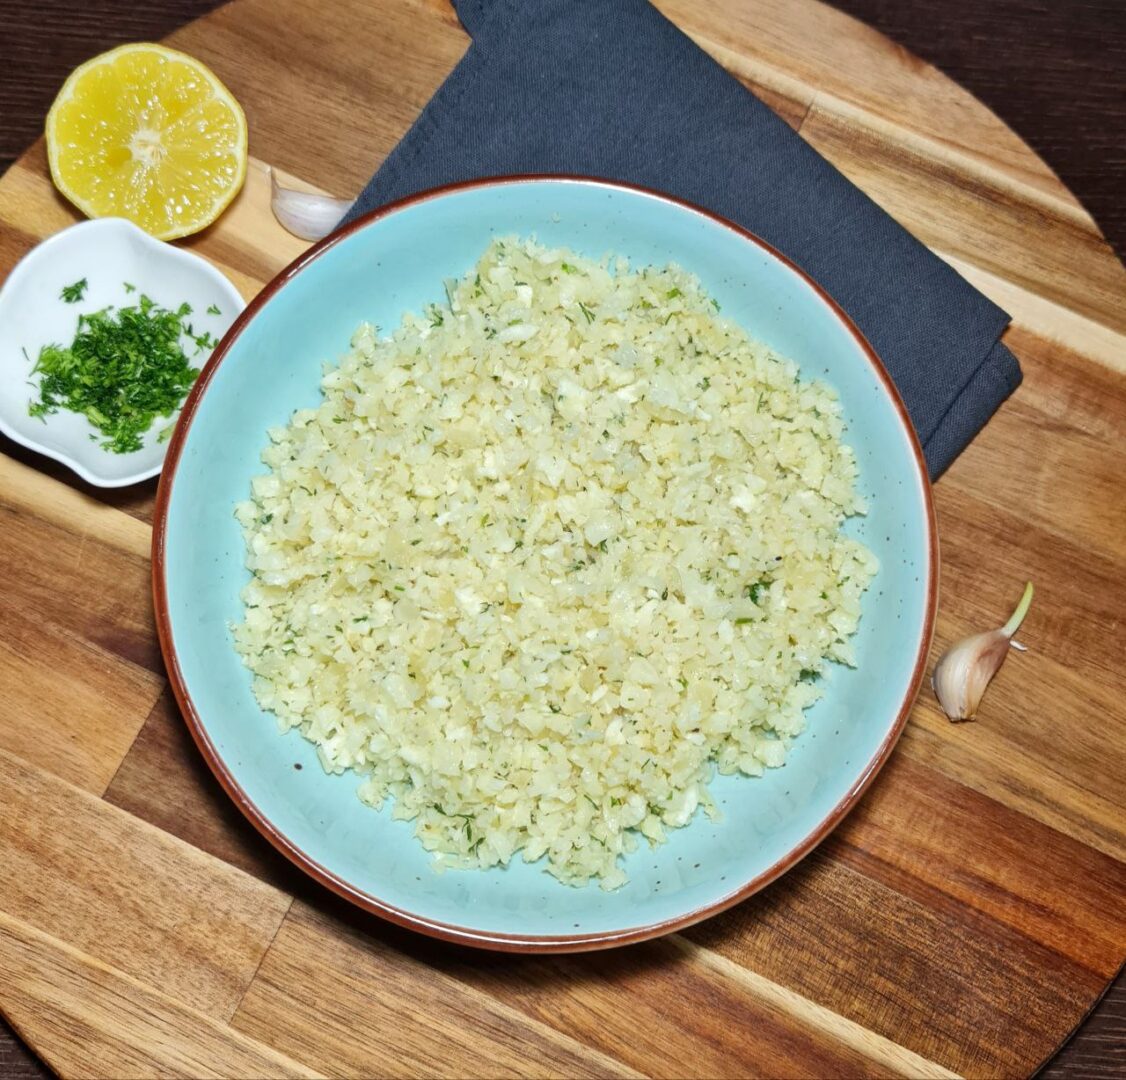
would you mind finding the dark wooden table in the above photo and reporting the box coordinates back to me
[0,2,1122,1077]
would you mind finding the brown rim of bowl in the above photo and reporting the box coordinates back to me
[152,174,939,953]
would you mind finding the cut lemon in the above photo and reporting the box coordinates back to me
[46,43,248,241]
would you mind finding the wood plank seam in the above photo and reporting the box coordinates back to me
[678,30,816,113]
[936,252,1126,374]
[231,903,648,1080]
[0,910,325,1080]
[799,93,1092,228]
[227,893,298,1023]
[0,454,151,559]
[666,935,962,1079]
[682,27,1093,231]
[0,745,294,1021]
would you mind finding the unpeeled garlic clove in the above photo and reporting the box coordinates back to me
[932,582,1033,722]
[269,167,354,241]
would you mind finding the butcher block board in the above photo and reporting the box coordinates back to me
[0,0,1124,1076]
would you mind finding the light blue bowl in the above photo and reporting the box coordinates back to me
[154,177,937,951]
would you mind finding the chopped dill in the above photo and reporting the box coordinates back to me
[27,292,202,454]
[59,278,87,303]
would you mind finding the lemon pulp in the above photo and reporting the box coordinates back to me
[46,43,248,241]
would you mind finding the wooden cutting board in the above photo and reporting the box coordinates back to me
[1,0,1123,1076]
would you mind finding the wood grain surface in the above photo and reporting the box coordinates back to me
[0,0,1124,1077]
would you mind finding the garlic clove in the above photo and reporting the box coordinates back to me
[269,167,354,241]
[932,582,1033,722]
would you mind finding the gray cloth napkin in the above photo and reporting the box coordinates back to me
[343,0,1021,478]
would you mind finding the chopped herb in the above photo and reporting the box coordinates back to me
[710,297,721,312]
[548,703,562,714]
[661,587,669,600]
[410,538,422,546]
[27,293,202,454]
[598,538,608,553]
[666,287,681,299]
[698,376,711,391]
[353,616,369,623]
[462,659,470,669]
[744,580,770,604]
[206,303,222,316]
[799,668,819,683]
[560,262,577,274]
[734,617,755,625]
[258,513,273,525]
[639,298,654,310]
[60,278,88,303]
[123,282,136,294]
[577,300,595,323]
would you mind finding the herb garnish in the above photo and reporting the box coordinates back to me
[744,579,771,604]
[60,278,88,304]
[28,293,203,454]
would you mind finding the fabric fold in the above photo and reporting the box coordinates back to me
[343,0,1020,478]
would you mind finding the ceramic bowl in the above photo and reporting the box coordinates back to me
[0,218,244,486]
[154,177,937,951]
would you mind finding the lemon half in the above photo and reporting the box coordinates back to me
[46,43,248,241]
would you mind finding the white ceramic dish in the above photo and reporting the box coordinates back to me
[0,217,245,487]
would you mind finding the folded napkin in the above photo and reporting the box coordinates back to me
[343,0,1021,478]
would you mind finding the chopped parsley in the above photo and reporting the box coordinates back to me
[59,278,87,304]
[206,303,222,316]
[28,293,203,454]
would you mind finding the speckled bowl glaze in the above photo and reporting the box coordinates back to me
[153,177,937,951]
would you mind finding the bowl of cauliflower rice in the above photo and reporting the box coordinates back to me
[153,176,936,951]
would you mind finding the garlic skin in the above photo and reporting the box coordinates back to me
[932,582,1033,722]
[269,168,353,241]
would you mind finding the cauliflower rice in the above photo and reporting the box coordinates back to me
[233,238,877,889]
